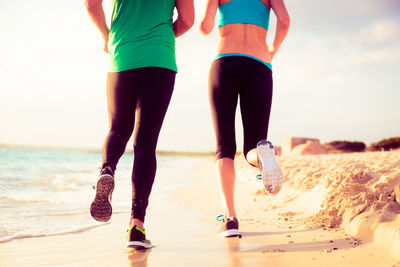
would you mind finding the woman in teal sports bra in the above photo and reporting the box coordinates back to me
[200,0,290,237]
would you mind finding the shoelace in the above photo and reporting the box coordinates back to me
[216,214,225,223]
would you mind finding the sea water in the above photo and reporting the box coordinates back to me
[0,147,201,243]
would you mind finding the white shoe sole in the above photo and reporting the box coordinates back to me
[257,140,283,195]
[126,241,153,249]
[218,229,242,238]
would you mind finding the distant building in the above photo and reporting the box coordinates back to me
[282,137,323,155]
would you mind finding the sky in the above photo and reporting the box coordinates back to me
[0,0,399,152]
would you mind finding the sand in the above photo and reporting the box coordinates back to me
[1,151,400,266]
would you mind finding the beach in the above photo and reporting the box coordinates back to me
[1,148,400,266]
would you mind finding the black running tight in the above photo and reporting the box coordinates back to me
[209,56,273,162]
[102,67,176,222]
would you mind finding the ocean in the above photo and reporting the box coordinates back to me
[0,147,203,243]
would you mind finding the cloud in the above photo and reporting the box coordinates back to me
[287,0,400,18]
[285,0,400,37]
[333,47,400,68]
[357,19,400,47]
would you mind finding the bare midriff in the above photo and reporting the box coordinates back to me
[218,23,272,63]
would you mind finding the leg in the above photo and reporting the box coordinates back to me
[91,70,138,222]
[216,158,237,218]
[129,67,176,229]
[209,58,239,219]
[239,59,273,167]
[102,71,138,172]
[246,149,259,167]
[239,60,283,194]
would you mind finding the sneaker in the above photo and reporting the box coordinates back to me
[218,217,242,238]
[90,167,115,222]
[257,140,283,195]
[126,226,153,249]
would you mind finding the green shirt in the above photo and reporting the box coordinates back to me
[108,0,177,72]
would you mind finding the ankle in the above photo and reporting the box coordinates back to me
[100,165,114,176]
[227,215,237,220]
[129,218,144,230]
[225,211,237,220]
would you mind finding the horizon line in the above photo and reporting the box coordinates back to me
[0,143,216,157]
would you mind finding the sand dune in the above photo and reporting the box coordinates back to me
[236,150,400,260]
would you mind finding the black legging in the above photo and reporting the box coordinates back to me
[209,56,273,163]
[102,67,176,222]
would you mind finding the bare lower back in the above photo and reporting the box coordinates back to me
[218,23,272,63]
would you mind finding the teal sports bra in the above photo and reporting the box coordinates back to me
[218,0,271,30]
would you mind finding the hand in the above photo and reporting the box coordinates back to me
[268,46,276,60]
[103,38,109,53]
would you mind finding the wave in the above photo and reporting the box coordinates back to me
[0,144,101,154]
[0,195,51,204]
[22,209,128,219]
[0,222,108,244]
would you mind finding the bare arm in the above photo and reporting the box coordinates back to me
[270,0,290,57]
[173,0,195,38]
[84,0,109,52]
[199,0,218,35]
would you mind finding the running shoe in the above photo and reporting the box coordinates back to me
[90,167,114,222]
[126,226,153,249]
[257,140,284,195]
[218,217,242,238]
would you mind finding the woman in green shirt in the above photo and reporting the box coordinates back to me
[85,0,194,249]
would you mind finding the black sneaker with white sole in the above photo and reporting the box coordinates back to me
[90,167,115,222]
[127,226,153,250]
[218,217,242,238]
